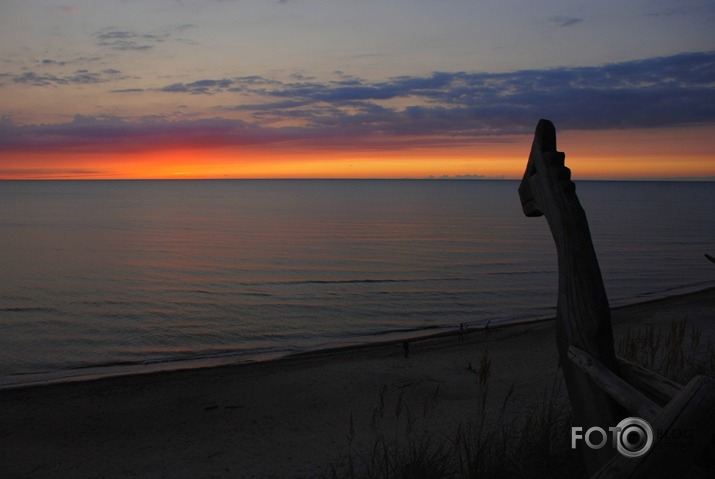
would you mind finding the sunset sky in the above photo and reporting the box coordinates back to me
[1,0,714,179]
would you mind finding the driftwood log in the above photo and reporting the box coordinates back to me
[519,120,715,478]
[519,119,624,472]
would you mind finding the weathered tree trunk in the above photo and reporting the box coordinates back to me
[592,376,715,479]
[519,119,625,473]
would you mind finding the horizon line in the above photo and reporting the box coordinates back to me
[1,177,714,182]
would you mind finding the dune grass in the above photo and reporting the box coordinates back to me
[327,318,715,479]
[328,348,583,479]
[617,317,715,383]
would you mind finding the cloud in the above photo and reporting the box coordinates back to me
[157,75,288,95]
[0,115,279,153]
[208,51,715,134]
[12,72,64,87]
[95,25,197,51]
[110,88,145,93]
[97,31,156,51]
[646,6,690,17]
[2,51,714,155]
[154,51,715,133]
[10,69,126,86]
[161,78,235,94]
[35,56,103,68]
[40,59,66,67]
[0,168,108,179]
[550,15,585,27]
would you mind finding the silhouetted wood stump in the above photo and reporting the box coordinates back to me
[519,120,715,478]
[519,119,624,473]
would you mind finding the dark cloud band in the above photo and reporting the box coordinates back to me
[1,51,713,153]
[159,51,715,132]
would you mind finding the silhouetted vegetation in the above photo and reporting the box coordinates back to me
[327,318,715,479]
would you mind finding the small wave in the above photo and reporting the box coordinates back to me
[612,280,715,304]
[262,279,403,286]
[47,349,279,370]
[249,277,475,287]
[0,347,294,390]
[192,289,222,296]
[487,270,554,276]
[655,280,715,294]
[138,347,288,366]
[365,324,443,336]
[0,307,60,313]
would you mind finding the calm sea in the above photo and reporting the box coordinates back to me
[1,180,713,386]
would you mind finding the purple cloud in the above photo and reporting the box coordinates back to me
[2,51,714,155]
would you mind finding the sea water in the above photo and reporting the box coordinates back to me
[1,180,713,386]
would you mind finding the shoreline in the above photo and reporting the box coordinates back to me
[3,284,713,392]
[1,285,713,478]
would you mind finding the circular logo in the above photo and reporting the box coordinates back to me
[615,417,653,458]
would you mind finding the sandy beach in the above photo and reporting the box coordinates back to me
[1,287,714,478]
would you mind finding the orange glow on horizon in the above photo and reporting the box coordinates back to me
[2,126,713,180]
